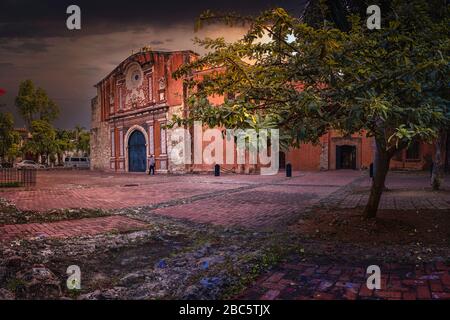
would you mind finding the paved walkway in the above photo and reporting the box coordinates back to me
[151,183,341,228]
[1,170,449,231]
[3,182,245,211]
[239,261,450,300]
[1,170,361,229]
[233,171,450,300]
[320,172,450,210]
[0,216,148,242]
[0,170,363,243]
[1,170,449,299]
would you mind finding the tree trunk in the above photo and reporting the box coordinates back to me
[445,131,450,173]
[372,139,377,178]
[371,138,387,189]
[364,145,390,219]
[431,133,445,190]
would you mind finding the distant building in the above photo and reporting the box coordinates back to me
[91,49,447,173]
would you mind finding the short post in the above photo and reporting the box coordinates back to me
[286,163,292,177]
[214,164,220,176]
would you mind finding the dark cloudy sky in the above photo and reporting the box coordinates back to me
[0,0,306,129]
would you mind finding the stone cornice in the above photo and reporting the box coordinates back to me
[108,104,169,122]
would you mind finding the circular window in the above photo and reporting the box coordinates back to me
[126,63,143,90]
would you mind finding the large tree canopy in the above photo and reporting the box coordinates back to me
[15,79,60,128]
[23,119,57,163]
[172,0,449,217]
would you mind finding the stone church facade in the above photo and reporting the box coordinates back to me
[91,49,442,173]
[91,49,196,173]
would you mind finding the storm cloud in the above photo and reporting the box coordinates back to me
[0,0,306,129]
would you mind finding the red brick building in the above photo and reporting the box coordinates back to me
[91,49,198,173]
[91,49,447,173]
[285,131,443,172]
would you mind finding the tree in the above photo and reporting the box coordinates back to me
[55,129,75,165]
[5,132,21,163]
[431,130,447,190]
[15,80,37,128]
[73,125,90,156]
[77,131,90,156]
[35,87,59,123]
[172,1,449,218]
[0,111,17,162]
[303,0,450,192]
[23,120,57,165]
[0,101,21,163]
[15,80,60,128]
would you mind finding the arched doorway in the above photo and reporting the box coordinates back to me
[128,130,147,172]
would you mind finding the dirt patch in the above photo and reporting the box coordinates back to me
[45,236,188,297]
[0,213,288,300]
[290,207,450,246]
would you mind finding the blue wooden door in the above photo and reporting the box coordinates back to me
[128,130,146,172]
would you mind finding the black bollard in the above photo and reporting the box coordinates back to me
[214,164,220,176]
[286,163,292,177]
[369,163,374,178]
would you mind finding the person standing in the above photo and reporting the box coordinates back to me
[148,155,155,175]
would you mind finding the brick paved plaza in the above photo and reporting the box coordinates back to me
[1,169,449,300]
[0,216,148,242]
[3,170,448,221]
[239,261,450,300]
[0,170,361,227]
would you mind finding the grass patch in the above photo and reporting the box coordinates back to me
[6,278,26,292]
[0,182,21,188]
[220,236,294,299]
[0,198,113,225]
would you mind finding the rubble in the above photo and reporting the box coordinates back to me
[14,265,62,299]
[0,214,277,300]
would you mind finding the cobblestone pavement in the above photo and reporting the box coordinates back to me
[1,170,449,232]
[2,182,246,211]
[239,261,450,300]
[319,171,450,210]
[238,171,450,300]
[0,170,361,242]
[0,170,361,229]
[1,170,449,300]
[0,216,148,242]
